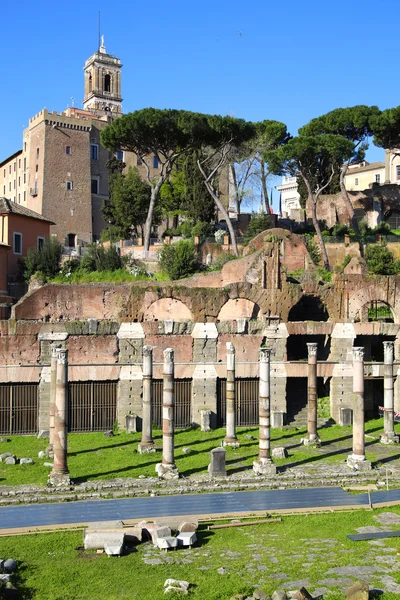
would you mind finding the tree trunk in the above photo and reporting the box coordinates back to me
[205,181,239,257]
[259,160,270,214]
[143,180,162,258]
[310,196,330,270]
[340,166,364,257]
[229,163,241,216]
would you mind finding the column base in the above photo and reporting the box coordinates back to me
[347,454,372,471]
[223,437,240,448]
[138,442,157,454]
[48,472,71,487]
[155,463,179,480]
[302,436,321,447]
[380,433,399,445]
[253,458,277,476]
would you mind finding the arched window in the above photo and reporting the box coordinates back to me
[88,73,92,93]
[104,74,111,92]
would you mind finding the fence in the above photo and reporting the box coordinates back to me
[68,381,117,432]
[152,379,192,428]
[217,378,259,427]
[0,383,38,435]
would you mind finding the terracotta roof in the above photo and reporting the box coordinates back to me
[346,161,385,175]
[0,198,55,224]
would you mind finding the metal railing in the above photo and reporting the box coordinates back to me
[0,383,38,435]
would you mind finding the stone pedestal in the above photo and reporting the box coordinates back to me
[339,407,353,427]
[304,342,321,446]
[253,348,276,476]
[48,348,70,487]
[157,348,179,479]
[208,447,226,477]
[347,347,371,471]
[381,341,399,444]
[125,414,137,433]
[271,411,285,428]
[139,346,156,454]
[224,343,240,448]
[200,410,212,432]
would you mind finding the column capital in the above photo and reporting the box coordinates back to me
[226,342,235,355]
[307,343,318,357]
[57,348,68,365]
[383,340,394,363]
[352,347,365,362]
[51,343,61,359]
[259,347,271,362]
[143,345,153,358]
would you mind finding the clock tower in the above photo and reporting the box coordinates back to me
[83,37,122,115]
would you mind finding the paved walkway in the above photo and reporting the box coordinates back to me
[2,487,400,533]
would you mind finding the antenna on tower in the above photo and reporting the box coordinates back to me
[98,11,101,50]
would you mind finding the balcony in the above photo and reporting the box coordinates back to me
[29,187,38,197]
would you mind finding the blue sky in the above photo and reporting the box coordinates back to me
[1,0,399,208]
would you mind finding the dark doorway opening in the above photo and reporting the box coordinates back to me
[287,334,331,361]
[353,335,396,362]
[288,295,329,322]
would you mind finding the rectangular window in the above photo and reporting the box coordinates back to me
[24,158,26,171]
[397,165,400,181]
[153,156,159,169]
[91,179,99,194]
[3,169,5,177]
[66,146,71,155]
[24,191,26,203]
[36,148,39,158]
[18,193,20,203]
[18,159,21,168]
[355,178,358,186]
[90,144,98,160]
[66,181,73,190]
[37,237,45,250]
[116,150,124,161]
[13,232,22,255]
[35,165,38,172]
[13,162,16,172]
[375,174,381,183]
[9,165,11,174]
[18,177,20,186]
[13,180,15,189]
[9,182,11,191]
[24,173,26,184]
[24,142,26,151]
[3,186,5,195]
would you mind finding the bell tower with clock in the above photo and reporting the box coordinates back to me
[83,36,123,116]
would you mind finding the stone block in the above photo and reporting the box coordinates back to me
[87,521,124,530]
[208,447,226,477]
[253,458,277,476]
[151,526,172,547]
[19,458,34,465]
[156,463,180,480]
[177,532,197,547]
[272,447,288,459]
[345,580,369,600]
[3,559,17,572]
[272,592,287,600]
[4,456,16,465]
[104,543,123,556]
[178,521,198,533]
[0,453,12,462]
[291,588,313,600]
[84,531,125,551]
[157,536,178,550]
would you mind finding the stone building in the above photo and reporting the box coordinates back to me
[0,40,160,246]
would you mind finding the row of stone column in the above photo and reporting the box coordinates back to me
[46,340,399,485]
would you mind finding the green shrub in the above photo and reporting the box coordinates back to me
[343,255,352,268]
[208,251,237,271]
[243,213,271,244]
[158,240,198,280]
[80,244,123,272]
[175,220,193,239]
[331,223,350,237]
[22,237,62,282]
[191,221,214,243]
[365,242,400,275]
[304,235,321,265]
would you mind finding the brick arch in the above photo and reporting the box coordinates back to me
[348,285,397,323]
[143,298,193,321]
[217,298,260,320]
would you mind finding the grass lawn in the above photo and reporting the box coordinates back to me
[1,418,400,488]
[1,506,400,599]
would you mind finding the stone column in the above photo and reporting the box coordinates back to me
[156,348,179,479]
[304,343,321,446]
[46,343,59,457]
[253,348,276,476]
[347,347,371,470]
[48,348,70,486]
[138,346,156,454]
[381,341,399,444]
[224,342,240,448]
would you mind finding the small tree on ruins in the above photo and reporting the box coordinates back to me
[299,106,380,251]
[266,135,354,270]
[101,108,209,256]
[196,115,255,256]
